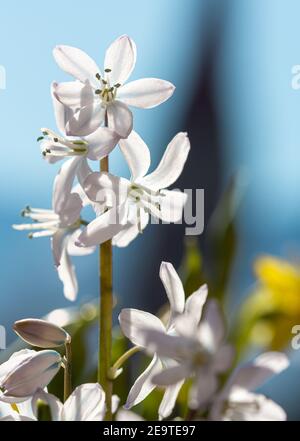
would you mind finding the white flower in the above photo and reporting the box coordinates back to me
[12,190,95,301]
[209,352,289,421]
[76,131,190,248]
[39,83,120,209]
[142,299,234,411]
[52,35,175,138]
[0,349,61,403]
[119,261,208,420]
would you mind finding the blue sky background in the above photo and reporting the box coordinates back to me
[1,0,300,419]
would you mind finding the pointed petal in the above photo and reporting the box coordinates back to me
[53,45,100,87]
[119,309,166,348]
[125,356,162,409]
[85,127,119,160]
[158,380,184,420]
[107,100,133,138]
[104,35,136,86]
[228,352,289,393]
[0,350,36,383]
[63,383,106,421]
[119,130,150,180]
[57,243,78,301]
[159,262,185,323]
[200,299,226,349]
[185,284,208,324]
[118,78,175,108]
[142,132,190,191]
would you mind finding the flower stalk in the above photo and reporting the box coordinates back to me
[99,114,113,420]
[64,337,72,402]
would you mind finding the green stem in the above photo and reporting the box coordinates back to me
[109,346,140,378]
[99,113,113,420]
[64,338,72,402]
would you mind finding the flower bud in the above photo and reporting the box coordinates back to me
[13,318,69,348]
[0,350,62,401]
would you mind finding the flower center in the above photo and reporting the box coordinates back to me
[94,70,121,104]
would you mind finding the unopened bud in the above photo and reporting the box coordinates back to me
[13,318,69,348]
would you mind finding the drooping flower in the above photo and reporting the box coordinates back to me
[76,131,190,248]
[209,352,289,421]
[12,189,95,301]
[0,349,61,403]
[52,35,175,138]
[142,298,234,411]
[119,261,208,420]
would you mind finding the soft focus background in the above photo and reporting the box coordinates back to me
[1,0,300,419]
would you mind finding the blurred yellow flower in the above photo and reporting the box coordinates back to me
[236,255,300,351]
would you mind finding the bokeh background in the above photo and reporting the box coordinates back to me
[1,0,300,419]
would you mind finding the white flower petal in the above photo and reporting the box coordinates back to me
[85,127,119,160]
[53,45,100,87]
[104,35,136,86]
[1,350,61,399]
[157,190,187,223]
[159,262,185,323]
[188,370,217,409]
[228,352,289,393]
[112,208,149,248]
[141,132,190,191]
[66,102,105,137]
[107,100,133,138]
[57,242,78,302]
[52,157,82,216]
[119,309,166,348]
[32,389,63,421]
[51,230,66,267]
[119,130,150,180]
[0,350,36,383]
[212,344,234,373]
[76,204,127,248]
[185,284,208,325]
[118,78,175,109]
[67,230,96,256]
[158,380,184,420]
[142,328,194,360]
[63,383,106,421]
[125,355,162,409]
[200,299,226,349]
[116,409,144,421]
[54,81,94,107]
[83,172,130,208]
[153,364,189,386]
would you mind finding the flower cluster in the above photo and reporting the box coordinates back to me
[1,35,290,422]
[13,35,187,300]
